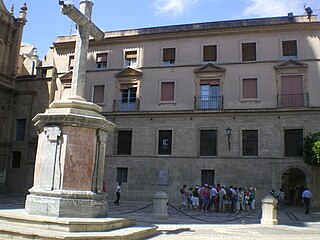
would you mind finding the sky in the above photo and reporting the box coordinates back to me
[3,0,320,59]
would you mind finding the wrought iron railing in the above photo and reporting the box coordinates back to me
[113,99,140,112]
[195,96,223,110]
[277,93,309,108]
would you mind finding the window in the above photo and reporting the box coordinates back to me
[163,48,175,65]
[280,75,304,107]
[284,129,303,157]
[198,80,221,109]
[92,85,105,104]
[243,78,258,99]
[282,40,297,58]
[96,53,108,69]
[117,130,132,155]
[158,130,172,155]
[124,50,137,67]
[160,82,174,101]
[203,45,217,62]
[121,87,137,103]
[201,170,215,186]
[116,167,128,183]
[15,119,26,141]
[242,130,258,156]
[68,55,74,70]
[12,151,21,168]
[242,42,256,61]
[200,130,217,156]
[41,69,47,78]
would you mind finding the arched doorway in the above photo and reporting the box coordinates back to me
[281,168,306,206]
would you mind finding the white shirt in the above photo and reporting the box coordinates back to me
[116,184,122,193]
[302,189,312,199]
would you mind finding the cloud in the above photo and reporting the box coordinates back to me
[154,0,199,17]
[242,0,308,17]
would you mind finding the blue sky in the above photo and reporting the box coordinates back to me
[3,0,320,59]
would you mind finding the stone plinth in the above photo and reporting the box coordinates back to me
[25,99,114,218]
[153,191,169,219]
[261,195,278,225]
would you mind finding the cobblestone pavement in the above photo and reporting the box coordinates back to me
[1,196,320,240]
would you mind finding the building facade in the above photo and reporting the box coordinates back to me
[5,13,320,206]
[46,15,320,205]
[0,0,27,194]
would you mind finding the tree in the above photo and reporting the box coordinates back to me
[304,132,320,166]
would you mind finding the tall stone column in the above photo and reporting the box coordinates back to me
[25,0,114,218]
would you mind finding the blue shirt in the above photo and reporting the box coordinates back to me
[302,190,312,199]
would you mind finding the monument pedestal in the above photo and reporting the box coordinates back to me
[25,99,114,218]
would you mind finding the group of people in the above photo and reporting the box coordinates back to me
[179,183,256,213]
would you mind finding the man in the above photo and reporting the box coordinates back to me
[302,187,313,214]
[114,182,122,205]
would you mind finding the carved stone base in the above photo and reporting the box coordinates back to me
[25,189,107,218]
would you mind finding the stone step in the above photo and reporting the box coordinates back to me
[0,222,158,240]
[0,209,136,232]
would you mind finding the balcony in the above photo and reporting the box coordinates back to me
[113,99,140,112]
[277,93,309,108]
[195,96,223,110]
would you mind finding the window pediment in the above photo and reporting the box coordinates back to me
[115,67,143,78]
[274,59,308,71]
[194,63,226,74]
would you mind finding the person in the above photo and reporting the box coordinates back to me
[277,189,285,210]
[114,182,122,205]
[249,187,256,210]
[191,187,200,211]
[302,188,313,214]
[179,184,188,210]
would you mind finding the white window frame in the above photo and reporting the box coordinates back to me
[123,48,140,68]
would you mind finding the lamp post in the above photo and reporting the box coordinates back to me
[226,127,232,150]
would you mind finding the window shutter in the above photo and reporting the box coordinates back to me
[161,82,174,101]
[93,85,104,103]
[243,78,257,98]
[125,51,137,59]
[163,48,175,61]
[96,53,107,63]
[200,79,220,85]
[282,40,297,56]
[242,43,256,61]
[203,45,217,61]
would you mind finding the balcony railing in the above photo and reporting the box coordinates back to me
[277,93,309,108]
[195,96,223,110]
[113,99,140,112]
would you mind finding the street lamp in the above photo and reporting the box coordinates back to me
[225,127,232,150]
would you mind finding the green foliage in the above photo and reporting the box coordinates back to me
[304,132,320,166]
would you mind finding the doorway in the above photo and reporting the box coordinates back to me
[281,168,306,206]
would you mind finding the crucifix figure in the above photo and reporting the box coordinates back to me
[59,0,104,101]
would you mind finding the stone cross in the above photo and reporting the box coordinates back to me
[59,0,104,100]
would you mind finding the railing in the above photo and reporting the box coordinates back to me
[277,93,309,108]
[195,96,223,110]
[113,99,140,112]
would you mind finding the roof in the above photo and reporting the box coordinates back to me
[54,15,319,44]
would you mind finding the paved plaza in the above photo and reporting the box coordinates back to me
[0,195,320,239]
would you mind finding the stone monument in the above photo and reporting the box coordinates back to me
[25,0,114,218]
[0,1,157,238]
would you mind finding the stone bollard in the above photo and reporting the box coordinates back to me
[153,191,169,219]
[261,195,278,225]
